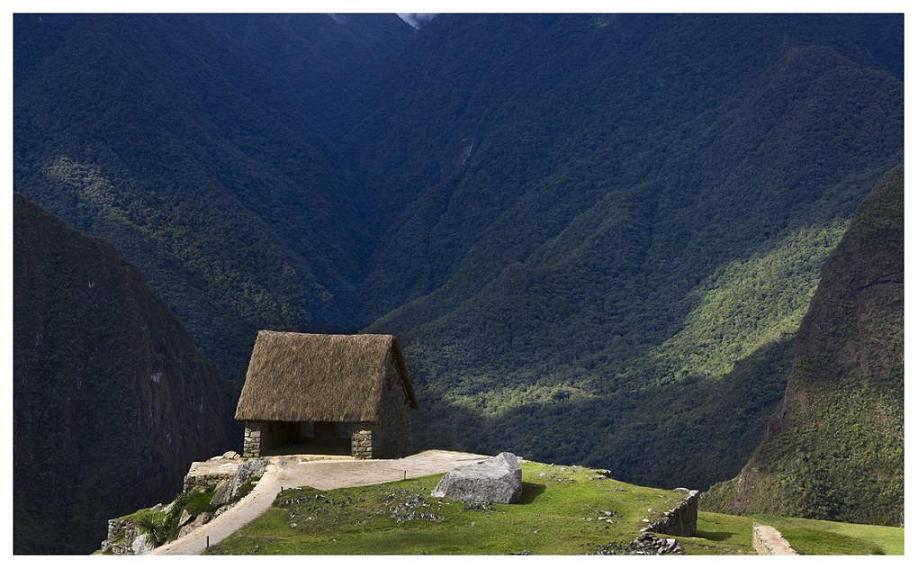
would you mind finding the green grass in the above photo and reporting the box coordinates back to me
[676,512,756,555]
[119,486,217,547]
[753,514,903,555]
[676,512,903,555]
[209,461,687,555]
[207,460,904,555]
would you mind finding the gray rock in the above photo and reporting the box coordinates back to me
[209,458,266,507]
[100,518,139,555]
[431,452,523,504]
[222,450,241,460]
[176,514,206,540]
[177,509,193,528]
[234,458,267,486]
[131,532,156,555]
[210,479,233,507]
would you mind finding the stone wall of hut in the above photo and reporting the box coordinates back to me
[243,421,297,457]
[242,421,263,457]
[368,352,413,458]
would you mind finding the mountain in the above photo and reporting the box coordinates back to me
[13,194,233,554]
[13,13,903,503]
[702,167,904,526]
[13,13,413,377]
[359,14,903,486]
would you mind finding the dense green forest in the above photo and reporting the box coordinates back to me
[13,14,903,543]
[704,167,904,526]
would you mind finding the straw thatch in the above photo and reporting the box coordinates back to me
[234,331,417,422]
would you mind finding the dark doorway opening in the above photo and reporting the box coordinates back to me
[261,421,352,456]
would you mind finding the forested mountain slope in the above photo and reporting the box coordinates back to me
[361,15,903,486]
[13,13,903,506]
[13,195,233,554]
[703,167,904,526]
[14,14,412,376]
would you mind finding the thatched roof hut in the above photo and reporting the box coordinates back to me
[235,331,417,424]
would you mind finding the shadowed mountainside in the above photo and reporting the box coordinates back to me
[14,195,233,553]
[702,166,904,525]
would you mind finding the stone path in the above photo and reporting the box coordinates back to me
[152,449,487,555]
[752,522,797,555]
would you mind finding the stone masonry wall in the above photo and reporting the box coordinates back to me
[351,424,374,459]
[644,489,699,537]
[243,422,263,457]
[371,352,414,458]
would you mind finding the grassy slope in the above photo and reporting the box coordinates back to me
[685,513,902,555]
[753,514,903,555]
[208,461,902,555]
[210,462,687,555]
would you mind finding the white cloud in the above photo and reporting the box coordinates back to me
[397,13,438,29]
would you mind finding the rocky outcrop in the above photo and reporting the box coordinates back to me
[643,489,699,537]
[131,533,156,555]
[176,512,212,540]
[183,453,243,492]
[99,452,262,555]
[99,519,140,555]
[431,452,522,504]
[210,458,266,507]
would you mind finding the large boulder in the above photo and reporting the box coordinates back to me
[431,452,523,504]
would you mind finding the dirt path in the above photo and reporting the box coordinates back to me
[752,522,797,555]
[152,450,487,555]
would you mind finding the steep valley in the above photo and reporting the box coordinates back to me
[12,13,904,551]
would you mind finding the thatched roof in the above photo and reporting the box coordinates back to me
[234,331,417,423]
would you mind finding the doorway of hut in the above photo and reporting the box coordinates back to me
[260,420,352,456]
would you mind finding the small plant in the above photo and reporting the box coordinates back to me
[133,511,172,546]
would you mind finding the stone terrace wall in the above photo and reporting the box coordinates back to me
[644,489,699,537]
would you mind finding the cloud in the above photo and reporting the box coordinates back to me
[397,13,437,29]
